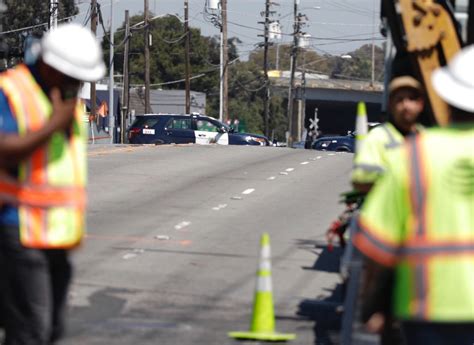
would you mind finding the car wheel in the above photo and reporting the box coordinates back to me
[153,139,165,145]
[336,146,351,152]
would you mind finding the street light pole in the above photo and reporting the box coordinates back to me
[121,10,130,144]
[109,0,115,144]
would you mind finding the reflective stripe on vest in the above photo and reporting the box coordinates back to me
[355,132,474,321]
[406,136,474,320]
[0,64,86,249]
[381,123,401,149]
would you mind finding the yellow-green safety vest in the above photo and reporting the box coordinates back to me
[0,64,87,249]
[354,126,474,321]
[352,122,410,185]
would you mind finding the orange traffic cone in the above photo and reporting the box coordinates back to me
[228,233,296,342]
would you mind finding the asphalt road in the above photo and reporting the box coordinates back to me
[63,144,354,345]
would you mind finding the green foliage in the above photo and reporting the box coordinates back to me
[105,14,223,116]
[248,44,385,81]
[249,45,333,74]
[2,0,78,58]
[333,44,385,82]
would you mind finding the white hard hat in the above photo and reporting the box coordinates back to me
[41,23,106,82]
[432,45,474,113]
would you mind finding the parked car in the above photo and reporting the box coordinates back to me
[128,114,270,146]
[312,134,356,152]
[312,122,381,153]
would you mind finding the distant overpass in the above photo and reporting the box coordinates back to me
[270,72,385,135]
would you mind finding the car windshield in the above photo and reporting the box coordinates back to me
[200,117,231,132]
[132,116,159,128]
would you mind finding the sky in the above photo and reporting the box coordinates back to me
[74,0,385,59]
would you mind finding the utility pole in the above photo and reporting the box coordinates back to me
[287,0,299,147]
[184,0,191,114]
[121,10,130,144]
[109,0,115,144]
[49,0,58,29]
[144,0,151,113]
[221,0,229,123]
[0,0,7,72]
[261,0,271,138]
[90,0,98,128]
[469,0,474,45]
[370,0,376,87]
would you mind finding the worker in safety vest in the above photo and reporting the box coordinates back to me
[351,76,424,193]
[353,45,474,345]
[0,23,105,344]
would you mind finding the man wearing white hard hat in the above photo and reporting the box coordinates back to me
[353,45,474,344]
[0,23,105,344]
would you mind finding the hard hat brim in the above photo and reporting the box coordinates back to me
[42,49,106,82]
[432,66,474,113]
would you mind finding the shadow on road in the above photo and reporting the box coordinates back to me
[67,287,128,338]
[295,239,345,344]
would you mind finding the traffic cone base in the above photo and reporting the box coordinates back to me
[228,330,296,341]
[228,233,296,342]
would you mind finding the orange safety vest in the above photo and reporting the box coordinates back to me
[0,64,87,249]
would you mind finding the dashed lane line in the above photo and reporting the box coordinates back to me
[212,204,228,211]
[174,221,191,230]
[242,188,255,195]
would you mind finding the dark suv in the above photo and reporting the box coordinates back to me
[311,123,381,153]
[128,114,269,146]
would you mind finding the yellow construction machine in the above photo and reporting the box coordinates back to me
[381,0,473,125]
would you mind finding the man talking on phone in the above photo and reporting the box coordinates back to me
[0,23,105,344]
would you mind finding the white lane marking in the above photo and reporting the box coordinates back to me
[279,172,288,175]
[122,248,145,260]
[212,204,228,211]
[300,161,309,165]
[174,221,191,230]
[242,188,255,195]
[231,196,243,200]
[328,153,336,156]
[267,176,276,180]
[155,235,171,240]
[317,156,322,159]
[286,168,294,172]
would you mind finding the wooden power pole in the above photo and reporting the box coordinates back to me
[221,0,228,123]
[287,0,299,147]
[262,0,271,138]
[184,0,191,114]
[144,0,151,113]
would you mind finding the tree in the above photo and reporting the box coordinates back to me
[248,45,333,75]
[106,14,242,120]
[2,0,78,59]
[335,44,385,82]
